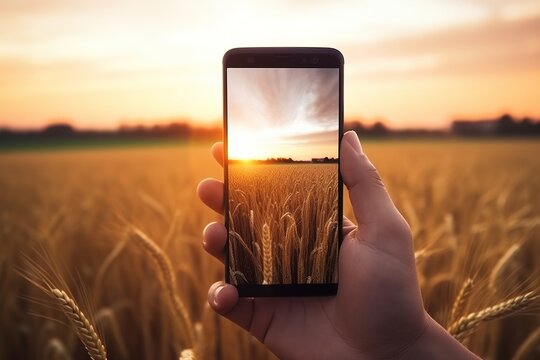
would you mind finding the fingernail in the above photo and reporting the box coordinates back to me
[212,285,225,307]
[344,131,362,154]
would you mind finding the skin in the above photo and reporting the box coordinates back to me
[197,131,480,360]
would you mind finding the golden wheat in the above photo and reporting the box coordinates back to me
[129,226,195,347]
[2,140,540,359]
[448,292,538,340]
[228,163,338,284]
[489,243,521,291]
[262,223,273,284]
[51,288,107,360]
[450,278,475,323]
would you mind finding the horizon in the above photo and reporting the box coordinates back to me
[1,111,539,133]
[1,0,540,130]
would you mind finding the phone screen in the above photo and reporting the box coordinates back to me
[224,50,342,296]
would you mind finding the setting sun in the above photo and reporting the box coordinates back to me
[227,68,338,161]
[228,129,263,160]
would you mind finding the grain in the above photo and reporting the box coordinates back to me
[51,289,107,360]
[262,223,273,285]
[449,292,538,340]
[129,226,195,347]
[450,278,475,324]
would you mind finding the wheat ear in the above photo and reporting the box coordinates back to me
[262,223,273,284]
[51,289,107,360]
[448,291,538,340]
[130,226,195,346]
[450,278,475,323]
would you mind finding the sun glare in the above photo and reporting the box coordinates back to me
[228,129,263,160]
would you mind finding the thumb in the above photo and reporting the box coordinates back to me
[340,131,413,259]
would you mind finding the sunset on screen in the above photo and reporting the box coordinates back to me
[227,68,338,160]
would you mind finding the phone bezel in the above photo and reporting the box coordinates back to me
[222,47,344,297]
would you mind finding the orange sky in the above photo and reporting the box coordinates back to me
[1,0,540,130]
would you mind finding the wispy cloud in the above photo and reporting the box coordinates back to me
[344,15,540,76]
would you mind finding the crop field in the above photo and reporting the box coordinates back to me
[1,139,540,359]
[228,163,339,285]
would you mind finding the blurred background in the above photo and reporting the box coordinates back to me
[1,0,539,132]
[1,1,540,359]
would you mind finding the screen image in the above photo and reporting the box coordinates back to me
[226,68,340,286]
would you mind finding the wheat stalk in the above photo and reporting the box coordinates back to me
[448,291,538,340]
[51,288,107,360]
[450,277,475,323]
[130,226,195,346]
[262,223,273,284]
[489,243,521,291]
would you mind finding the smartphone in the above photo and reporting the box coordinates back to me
[223,47,343,296]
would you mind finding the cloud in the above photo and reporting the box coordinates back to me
[282,128,338,145]
[228,68,339,130]
[344,14,540,76]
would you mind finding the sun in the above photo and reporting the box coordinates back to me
[228,129,264,160]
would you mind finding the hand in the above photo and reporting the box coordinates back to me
[197,131,479,359]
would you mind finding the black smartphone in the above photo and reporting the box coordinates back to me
[223,47,344,296]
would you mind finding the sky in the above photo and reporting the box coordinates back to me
[1,0,540,130]
[227,68,338,160]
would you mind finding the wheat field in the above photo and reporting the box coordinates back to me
[1,139,540,359]
[228,163,339,285]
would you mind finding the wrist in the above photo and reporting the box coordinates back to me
[397,314,481,360]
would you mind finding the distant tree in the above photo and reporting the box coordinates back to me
[42,123,75,136]
[496,113,516,135]
[371,121,388,136]
[345,120,366,134]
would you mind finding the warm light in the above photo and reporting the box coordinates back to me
[228,129,264,160]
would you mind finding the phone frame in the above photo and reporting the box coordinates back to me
[223,47,344,296]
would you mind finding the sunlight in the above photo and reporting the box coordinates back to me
[228,128,263,160]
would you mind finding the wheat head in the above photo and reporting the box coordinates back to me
[450,277,475,323]
[448,291,538,340]
[130,226,195,346]
[262,223,273,284]
[51,288,107,360]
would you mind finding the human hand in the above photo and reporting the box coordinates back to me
[197,131,479,359]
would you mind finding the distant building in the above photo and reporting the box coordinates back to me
[312,157,337,163]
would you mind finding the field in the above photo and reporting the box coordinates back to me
[1,139,540,359]
[228,163,338,285]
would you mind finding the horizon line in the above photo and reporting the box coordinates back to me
[2,112,538,133]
